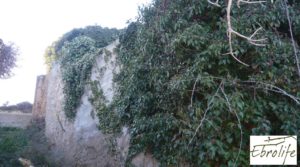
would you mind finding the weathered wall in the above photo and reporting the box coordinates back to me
[40,40,158,167]
[32,75,47,120]
[44,41,122,166]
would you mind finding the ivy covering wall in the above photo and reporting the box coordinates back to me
[113,0,300,166]
[43,1,300,166]
[44,26,120,119]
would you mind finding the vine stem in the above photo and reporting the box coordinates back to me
[190,76,200,107]
[220,86,243,167]
[282,0,300,78]
[188,81,223,145]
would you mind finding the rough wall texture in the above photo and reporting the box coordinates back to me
[44,41,121,166]
[32,75,47,120]
[41,40,158,167]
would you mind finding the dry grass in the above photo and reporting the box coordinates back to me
[0,111,32,129]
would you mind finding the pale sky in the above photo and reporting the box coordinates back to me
[0,0,150,105]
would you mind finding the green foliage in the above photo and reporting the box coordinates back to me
[114,0,300,166]
[0,39,17,79]
[0,127,27,166]
[44,42,57,71]
[89,81,120,134]
[0,124,51,167]
[44,26,120,70]
[48,26,120,119]
[0,128,26,151]
[54,26,119,53]
[60,36,98,119]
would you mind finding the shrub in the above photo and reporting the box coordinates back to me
[0,123,52,166]
[113,0,300,166]
[0,39,17,79]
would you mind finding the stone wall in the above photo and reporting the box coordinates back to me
[32,75,47,120]
[43,41,124,166]
[35,40,158,167]
[0,111,32,128]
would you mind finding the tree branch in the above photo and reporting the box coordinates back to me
[220,86,243,167]
[190,76,200,107]
[237,0,266,8]
[207,0,221,7]
[189,81,223,145]
[240,80,300,105]
[226,0,267,67]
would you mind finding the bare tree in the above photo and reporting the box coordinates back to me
[0,38,17,79]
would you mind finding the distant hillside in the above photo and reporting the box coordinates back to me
[0,102,32,113]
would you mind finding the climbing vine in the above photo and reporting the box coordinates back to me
[89,80,120,134]
[113,0,300,166]
[44,26,119,70]
[43,1,300,165]
[60,36,98,118]
[45,26,120,119]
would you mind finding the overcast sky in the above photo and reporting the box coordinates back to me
[0,0,150,105]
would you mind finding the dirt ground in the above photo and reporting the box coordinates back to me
[0,111,32,128]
